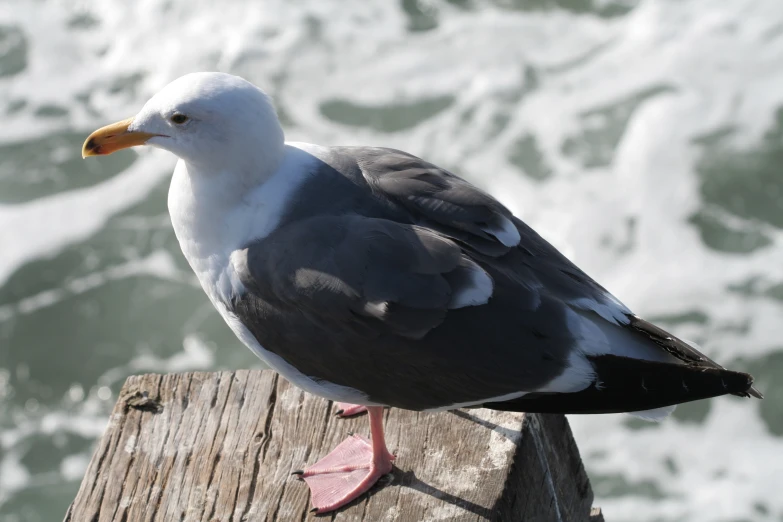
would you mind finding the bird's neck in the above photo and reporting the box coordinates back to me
[166,144,318,287]
[167,159,267,258]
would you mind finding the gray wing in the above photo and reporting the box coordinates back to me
[355,147,521,257]
[349,149,759,402]
[234,214,494,341]
[350,146,631,323]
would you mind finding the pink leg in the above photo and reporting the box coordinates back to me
[294,406,395,514]
[334,402,368,417]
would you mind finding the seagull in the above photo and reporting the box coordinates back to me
[83,72,761,514]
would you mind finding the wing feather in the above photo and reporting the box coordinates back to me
[355,147,522,255]
[236,214,492,340]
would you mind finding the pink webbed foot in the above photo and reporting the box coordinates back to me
[297,434,394,513]
[294,406,395,514]
[334,402,368,417]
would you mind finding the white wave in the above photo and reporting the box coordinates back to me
[0,153,171,286]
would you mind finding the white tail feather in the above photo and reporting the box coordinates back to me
[628,405,677,421]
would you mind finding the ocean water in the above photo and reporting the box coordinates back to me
[1,0,782,520]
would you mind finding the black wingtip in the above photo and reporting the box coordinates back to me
[626,315,761,400]
[728,371,760,399]
[724,369,754,395]
[484,355,760,415]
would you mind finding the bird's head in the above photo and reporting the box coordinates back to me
[82,72,285,172]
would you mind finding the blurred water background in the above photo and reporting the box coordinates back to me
[1,1,782,520]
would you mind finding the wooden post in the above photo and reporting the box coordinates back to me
[64,370,604,521]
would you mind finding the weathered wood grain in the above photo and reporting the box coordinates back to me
[65,370,601,521]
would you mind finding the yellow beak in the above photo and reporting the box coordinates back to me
[82,118,162,158]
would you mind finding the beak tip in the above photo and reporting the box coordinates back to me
[82,137,97,158]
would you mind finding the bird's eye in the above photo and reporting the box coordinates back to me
[170,113,189,125]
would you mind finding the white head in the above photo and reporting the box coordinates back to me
[83,72,285,175]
